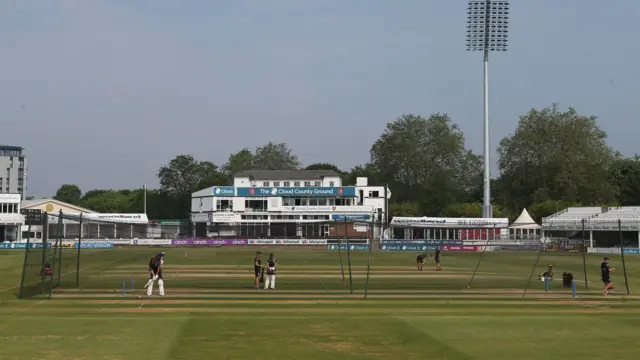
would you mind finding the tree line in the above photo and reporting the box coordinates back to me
[52,104,640,222]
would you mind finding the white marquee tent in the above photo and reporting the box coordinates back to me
[509,208,541,238]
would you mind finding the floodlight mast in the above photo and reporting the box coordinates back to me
[466,0,509,218]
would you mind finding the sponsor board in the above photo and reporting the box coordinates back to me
[247,239,328,245]
[248,239,276,245]
[0,242,113,249]
[327,239,369,244]
[110,239,133,245]
[587,247,640,255]
[212,186,235,197]
[381,244,438,251]
[390,217,510,228]
[1,242,50,249]
[49,241,114,249]
[52,242,76,248]
[210,213,241,223]
[48,238,125,244]
[302,239,328,245]
[83,213,149,224]
[191,213,209,223]
[327,244,369,251]
[133,239,173,245]
[237,187,356,197]
[45,213,150,224]
[276,206,372,213]
[77,242,114,249]
[441,245,480,252]
[381,240,464,246]
[171,239,248,246]
[331,214,371,221]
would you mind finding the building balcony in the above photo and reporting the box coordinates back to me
[0,213,24,224]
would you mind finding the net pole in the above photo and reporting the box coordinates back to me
[41,212,48,298]
[619,219,631,295]
[467,223,495,288]
[344,218,353,294]
[521,235,549,300]
[76,213,83,288]
[56,211,63,288]
[18,223,32,299]
[48,214,61,298]
[336,226,346,288]
[364,215,374,299]
[581,218,588,290]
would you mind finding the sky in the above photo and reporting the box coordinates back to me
[1,0,638,197]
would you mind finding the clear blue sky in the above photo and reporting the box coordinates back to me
[1,0,637,197]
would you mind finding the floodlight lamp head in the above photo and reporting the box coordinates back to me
[466,0,510,52]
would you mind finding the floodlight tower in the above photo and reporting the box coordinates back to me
[466,0,509,218]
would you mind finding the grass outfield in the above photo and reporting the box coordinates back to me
[1,247,639,359]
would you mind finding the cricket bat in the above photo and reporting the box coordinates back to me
[260,266,265,284]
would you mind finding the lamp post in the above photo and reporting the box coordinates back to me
[466,0,509,218]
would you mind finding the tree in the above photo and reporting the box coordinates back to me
[528,200,582,223]
[370,113,482,215]
[304,163,342,173]
[158,155,226,197]
[342,164,379,186]
[54,184,82,205]
[222,148,254,176]
[143,189,185,219]
[440,202,504,218]
[497,105,617,211]
[79,187,187,219]
[81,189,109,203]
[252,142,301,170]
[609,155,640,206]
[157,155,227,217]
[388,202,420,218]
[82,190,132,213]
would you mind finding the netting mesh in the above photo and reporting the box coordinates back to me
[17,211,631,300]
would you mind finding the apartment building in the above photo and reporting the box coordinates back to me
[0,145,27,196]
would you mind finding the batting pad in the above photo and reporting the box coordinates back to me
[158,279,165,296]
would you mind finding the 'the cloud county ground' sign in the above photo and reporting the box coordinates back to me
[236,187,355,197]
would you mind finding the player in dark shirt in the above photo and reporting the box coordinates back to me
[145,257,164,296]
[155,252,165,264]
[148,257,160,277]
[416,253,425,271]
[254,251,263,289]
[154,252,165,276]
[435,249,442,271]
[601,257,616,296]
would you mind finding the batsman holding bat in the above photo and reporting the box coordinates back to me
[264,253,277,290]
[144,252,165,296]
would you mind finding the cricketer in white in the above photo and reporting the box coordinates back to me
[265,253,277,290]
[145,252,165,296]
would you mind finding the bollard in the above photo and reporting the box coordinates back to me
[572,280,577,298]
[122,280,126,296]
[131,276,135,290]
[544,277,549,293]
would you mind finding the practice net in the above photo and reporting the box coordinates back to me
[17,212,629,300]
